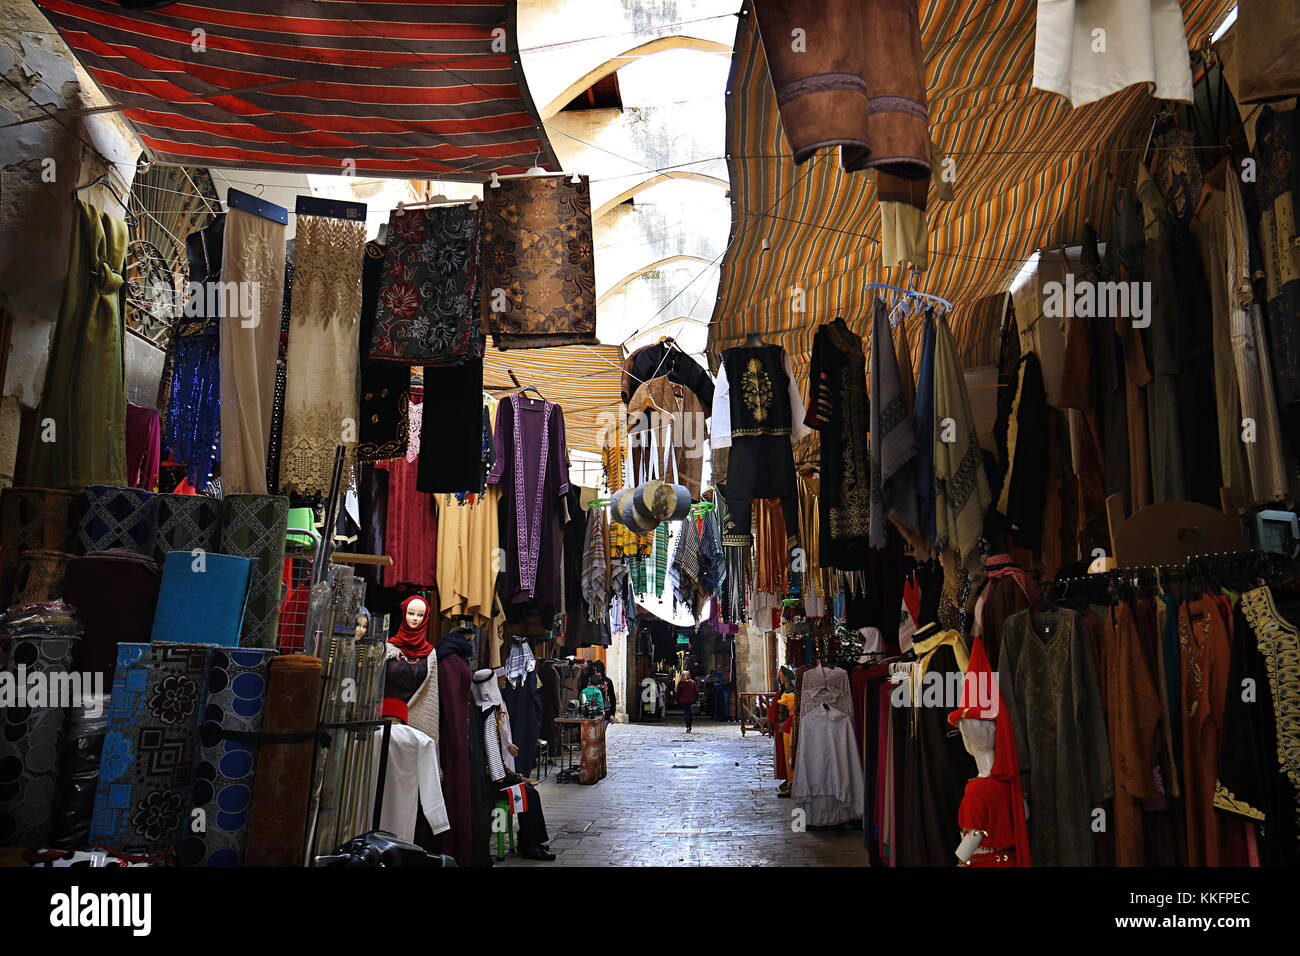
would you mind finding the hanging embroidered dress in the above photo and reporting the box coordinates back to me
[488,395,571,612]
[278,214,366,495]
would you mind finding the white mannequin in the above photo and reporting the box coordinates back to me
[954,718,997,863]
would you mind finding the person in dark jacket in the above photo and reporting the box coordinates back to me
[676,672,698,731]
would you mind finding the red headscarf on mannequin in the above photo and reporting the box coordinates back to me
[391,595,433,657]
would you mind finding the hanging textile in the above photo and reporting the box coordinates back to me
[370,204,484,365]
[278,214,365,495]
[166,215,224,487]
[751,0,930,178]
[805,318,870,570]
[218,494,289,649]
[417,360,489,494]
[912,311,937,546]
[1220,0,1300,104]
[151,492,222,561]
[1032,0,1194,108]
[378,398,438,592]
[264,255,294,494]
[1179,594,1236,866]
[62,549,160,680]
[356,240,410,462]
[180,646,277,867]
[218,206,286,495]
[1256,108,1300,414]
[77,485,156,556]
[489,394,570,609]
[243,654,323,866]
[27,201,128,490]
[90,642,214,855]
[0,625,80,847]
[481,176,596,349]
[125,403,161,492]
[869,297,920,547]
[0,488,79,598]
[791,665,863,826]
[931,313,991,574]
[621,342,714,408]
[628,376,707,500]
[435,489,499,626]
[994,352,1050,548]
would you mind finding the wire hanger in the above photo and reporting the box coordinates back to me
[73,173,138,228]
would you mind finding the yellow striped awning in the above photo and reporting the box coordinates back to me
[708,0,1234,372]
[482,342,624,454]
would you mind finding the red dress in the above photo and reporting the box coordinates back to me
[957,775,1021,867]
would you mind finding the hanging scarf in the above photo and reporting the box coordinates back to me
[912,309,937,545]
[390,594,433,658]
[869,297,920,546]
[932,311,990,574]
[984,554,1038,605]
[512,394,552,598]
[504,635,536,688]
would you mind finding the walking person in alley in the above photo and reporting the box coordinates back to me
[677,671,698,732]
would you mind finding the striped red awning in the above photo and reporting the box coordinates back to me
[36,0,558,179]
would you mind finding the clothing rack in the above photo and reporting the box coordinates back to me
[1048,549,1289,598]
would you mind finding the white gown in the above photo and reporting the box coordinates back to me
[791,667,865,826]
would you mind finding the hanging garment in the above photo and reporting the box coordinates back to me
[876,142,957,272]
[218,493,289,649]
[869,297,920,547]
[621,342,714,409]
[278,214,365,495]
[973,554,1036,668]
[435,488,499,628]
[356,239,410,462]
[28,201,127,490]
[1032,0,1194,108]
[1179,594,1236,866]
[1255,108,1300,413]
[712,344,809,546]
[166,215,224,487]
[628,375,707,500]
[999,608,1114,865]
[180,646,276,866]
[481,176,596,349]
[900,627,975,867]
[243,654,323,866]
[489,395,570,610]
[894,319,916,418]
[90,642,214,855]
[1217,586,1300,865]
[417,359,487,494]
[218,205,286,495]
[264,255,294,494]
[432,632,474,867]
[805,318,870,570]
[752,0,930,178]
[931,312,991,575]
[995,353,1050,548]
[792,665,864,826]
[1225,174,1290,502]
[912,311,937,545]
[1219,0,1300,104]
[370,204,485,365]
[125,404,161,492]
[377,398,438,591]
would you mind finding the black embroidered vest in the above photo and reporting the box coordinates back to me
[724,344,794,438]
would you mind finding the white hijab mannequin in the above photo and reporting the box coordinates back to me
[954,717,997,863]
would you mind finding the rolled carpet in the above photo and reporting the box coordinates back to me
[89,642,214,855]
[219,494,289,649]
[181,646,277,866]
[62,548,161,681]
[152,493,223,561]
[77,484,157,556]
[243,654,322,866]
[0,487,79,598]
[0,629,81,847]
[150,550,254,647]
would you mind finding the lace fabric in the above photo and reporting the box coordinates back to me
[278,215,367,495]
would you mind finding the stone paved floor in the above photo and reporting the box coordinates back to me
[498,717,867,867]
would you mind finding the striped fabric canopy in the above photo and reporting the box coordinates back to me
[37,0,558,179]
[482,343,624,454]
[709,0,1234,375]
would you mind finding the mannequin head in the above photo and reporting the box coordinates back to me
[404,597,428,632]
[958,717,997,777]
[355,607,371,641]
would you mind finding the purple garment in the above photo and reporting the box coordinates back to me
[126,403,161,491]
[488,395,570,609]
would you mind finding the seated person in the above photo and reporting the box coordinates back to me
[580,675,605,715]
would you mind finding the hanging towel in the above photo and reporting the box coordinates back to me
[27,201,128,490]
[932,312,991,574]
[180,646,276,866]
[151,550,254,647]
[90,642,215,855]
[870,298,920,546]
